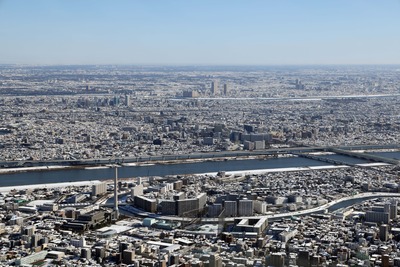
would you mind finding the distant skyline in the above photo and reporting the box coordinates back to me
[1,0,400,65]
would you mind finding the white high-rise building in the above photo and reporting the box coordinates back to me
[209,254,223,267]
[125,95,131,106]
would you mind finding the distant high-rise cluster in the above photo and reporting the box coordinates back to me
[211,81,229,96]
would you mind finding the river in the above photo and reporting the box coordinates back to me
[0,151,398,187]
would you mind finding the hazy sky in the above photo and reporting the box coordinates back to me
[1,0,400,65]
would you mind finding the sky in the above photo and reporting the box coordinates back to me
[0,0,400,65]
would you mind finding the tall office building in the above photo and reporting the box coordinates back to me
[131,184,144,197]
[134,195,157,213]
[81,248,91,260]
[125,95,130,106]
[223,83,228,96]
[224,201,237,217]
[31,234,42,248]
[176,193,207,216]
[380,224,389,241]
[211,81,219,95]
[122,250,135,264]
[208,204,223,217]
[23,225,36,237]
[209,254,223,267]
[92,182,107,196]
[390,201,398,219]
[113,95,119,106]
[161,200,176,215]
[267,252,285,267]
[365,210,390,224]
[238,199,253,216]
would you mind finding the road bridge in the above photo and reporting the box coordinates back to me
[327,147,399,165]
[1,144,399,169]
[293,152,357,167]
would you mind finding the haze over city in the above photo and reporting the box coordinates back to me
[2,1,400,267]
[1,0,400,65]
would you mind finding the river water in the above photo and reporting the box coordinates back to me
[0,152,399,187]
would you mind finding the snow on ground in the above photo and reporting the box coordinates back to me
[0,165,73,174]
[0,180,103,193]
[196,165,351,177]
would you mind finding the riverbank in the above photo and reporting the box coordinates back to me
[0,165,78,174]
[0,154,290,175]
[196,161,391,177]
[0,151,397,188]
[0,161,390,193]
[196,165,350,176]
[0,180,103,193]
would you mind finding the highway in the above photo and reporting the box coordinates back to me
[1,144,399,168]
[327,147,400,165]
[115,192,400,224]
[204,192,400,223]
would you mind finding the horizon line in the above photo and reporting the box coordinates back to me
[1,63,400,67]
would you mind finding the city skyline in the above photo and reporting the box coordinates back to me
[1,0,400,65]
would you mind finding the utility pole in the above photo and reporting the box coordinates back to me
[158,246,161,267]
[114,166,119,219]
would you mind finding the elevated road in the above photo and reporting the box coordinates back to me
[116,192,400,224]
[327,147,399,165]
[1,144,399,168]
[204,192,400,223]
[293,152,357,167]
[0,146,319,168]
[259,192,400,222]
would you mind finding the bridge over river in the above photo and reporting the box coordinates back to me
[327,147,400,165]
[1,144,399,169]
